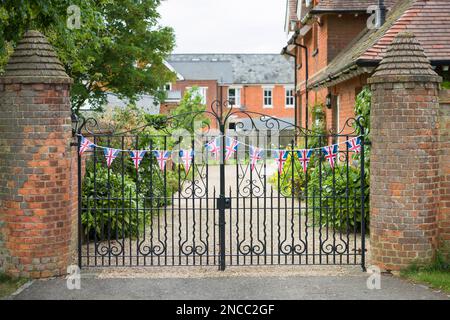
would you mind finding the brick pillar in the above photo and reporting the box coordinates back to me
[438,90,450,257]
[368,32,442,271]
[0,30,75,278]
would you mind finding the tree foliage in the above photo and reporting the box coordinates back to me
[170,87,211,133]
[0,0,176,113]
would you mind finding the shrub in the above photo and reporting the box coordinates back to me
[271,88,372,232]
[307,160,369,232]
[81,163,147,240]
[271,155,369,232]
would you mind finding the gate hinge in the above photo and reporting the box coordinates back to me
[217,197,232,210]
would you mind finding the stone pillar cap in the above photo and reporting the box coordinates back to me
[368,31,442,84]
[0,30,72,84]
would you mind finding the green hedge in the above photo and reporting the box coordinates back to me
[271,87,371,232]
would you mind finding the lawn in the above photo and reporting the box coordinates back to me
[402,270,450,293]
[400,253,450,293]
[0,273,28,299]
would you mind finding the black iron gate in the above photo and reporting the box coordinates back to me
[76,101,367,270]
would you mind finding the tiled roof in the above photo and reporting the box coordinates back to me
[311,0,399,12]
[168,54,294,85]
[360,0,450,62]
[309,0,450,88]
[371,31,438,78]
[166,61,233,83]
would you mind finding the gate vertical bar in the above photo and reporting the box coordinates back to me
[219,123,226,271]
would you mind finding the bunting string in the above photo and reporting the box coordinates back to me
[77,134,362,153]
[76,134,363,171]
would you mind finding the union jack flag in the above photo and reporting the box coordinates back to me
[346,137,362,154]
[180,149,194,173]
[79,136,95,155]
[206,138,220,160]
[103,148,120,168]
[225,137,239,161]
[249,146,263,172]
[153,150,171,171]
[274,150,289,174]
[322,144,338,170]
[297,149,313,173]
[129,150,146,170]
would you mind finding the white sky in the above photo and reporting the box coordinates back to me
[158,0,288,54]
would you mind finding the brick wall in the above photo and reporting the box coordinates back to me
[329,75,369,135]
[295,14,369,129]
[225,85,295,120]
[368,32,442,270]
[370,81,441,270]
[439,90,450,256]
[170,79,219,111]
[0,30,76,278]
[326,15,368,63]
[159,101,179,115]
[163,80,295,126]
[0,82,75,278]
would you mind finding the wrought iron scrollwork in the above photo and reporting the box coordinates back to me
[138,239,166,257]
[95,241,124,257]
[78,101,366,270]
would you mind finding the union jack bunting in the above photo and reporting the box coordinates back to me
[346,137,362,154]
[225,137,239,161]
[274,150,289,174]
[79,136,95,155]
[249,146,263,172]
[206,138,220,160]
[322,144,338,170]
[103,148,120,168]
[153,150,171,171]
[297,149,313,173]
[129,150,146,170]
[180,149,194,173]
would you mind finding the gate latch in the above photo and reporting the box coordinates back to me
[217,197,232,210]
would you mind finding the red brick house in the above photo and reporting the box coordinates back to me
[283,0,450,133]
[162,54,295,129]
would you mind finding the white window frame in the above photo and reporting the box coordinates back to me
[164,83,172,91]
[263,87,273,108]
[285,87,294,108]
[228,87,241,108]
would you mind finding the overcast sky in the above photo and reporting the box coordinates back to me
[158,0,288,54]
